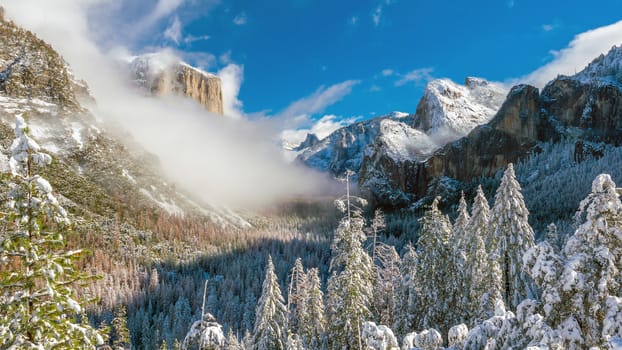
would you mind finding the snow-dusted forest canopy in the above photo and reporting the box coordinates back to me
[2,117,622,349]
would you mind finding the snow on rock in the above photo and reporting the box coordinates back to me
[181,314,226,350]
[362,321,399,350]
[296,117,384,178]
[414,77,507,138]
[448,324,468,349]
[572,45,622,86]
[413,328,443,350]
[375,119,439,163]
[140,188,185,217]
[122,168,137,184]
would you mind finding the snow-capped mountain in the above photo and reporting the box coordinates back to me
[361,44,622,207]
[296,113,413,179]
[0,16,249,229]
[296,77,507,181]
[412,77,507,137]
[571,45,622,86]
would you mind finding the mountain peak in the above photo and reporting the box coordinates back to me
[570,44,622,85]
[413,77,507,137]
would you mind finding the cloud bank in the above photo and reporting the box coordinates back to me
[2,0,338,209]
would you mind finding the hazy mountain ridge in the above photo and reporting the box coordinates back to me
[0,16,250,232]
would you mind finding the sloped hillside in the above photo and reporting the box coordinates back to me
[0,15,250,235]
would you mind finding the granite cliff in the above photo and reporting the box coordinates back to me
[130,54,224,114]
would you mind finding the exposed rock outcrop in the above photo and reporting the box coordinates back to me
[130,55,224,114]
[295,133,320,151]
[0,16,83,109]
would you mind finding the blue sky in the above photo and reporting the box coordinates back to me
[7,0,622,143]
[126,0,622,122]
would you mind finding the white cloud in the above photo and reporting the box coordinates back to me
[372,6,382,27]
[183,34,210,45]
[542,24,555,32]
[395,67,435,86]
[349,16,359,25]
[277,80,360,123]
[369,85,382,92]
[217,63,245,119]
[520,19,622,87]
[143,0,185,27]
[281,114,359,146]
[233,12,247,26]
[164,16,182,43]
[381,68,394,77]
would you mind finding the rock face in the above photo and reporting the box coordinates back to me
[0,16,83,108]
[360,45,622,207]
[412,77,507,136]
[294,133,320,151]
[130,55,224,115]
[297,118,384,179]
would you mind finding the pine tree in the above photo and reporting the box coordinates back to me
[527,174,622,348]
[0,116,102,348]
[393,242,417,338]
[226,329,241,350]
[372,243,401,327]
[488,163,536,310]
[369,208,386,263]
[286,258,307,337]
[464,185,501,324]
[415,197,463,337]
[453,192,470,252]
[253,256,287,350]
[325,215,374,350]
[452,192,471,324]
[111,305,131,349]
[300,268,324,350]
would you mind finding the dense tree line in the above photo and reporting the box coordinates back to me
[3,117,622,349]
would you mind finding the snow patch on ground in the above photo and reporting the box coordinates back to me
[140,188,185,217]
[71,123,84,150]
[122,169,137,184]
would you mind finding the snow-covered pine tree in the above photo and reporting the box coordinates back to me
[488,163,536,310]
[325,214,374,350]
[393,242,417,338]
[253,255,287,350]
[299,268,324,349]
[415,197,463,337]
[453,192,470,252]
[369,208,386,263]
[529,174,622,348]
[0,116,103,348]
[286,258,307,337]
[182,313,226,350]
[373,243,402,326]
[452,192,470,324]
[464,185,501,324]
[372,243,401,327]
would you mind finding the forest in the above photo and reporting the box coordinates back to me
[2,118,622,350]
